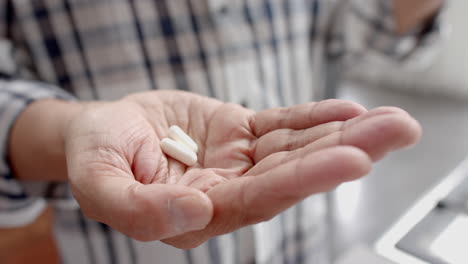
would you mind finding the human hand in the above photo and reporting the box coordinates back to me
[393,0,443,34]
[65,90,421,248]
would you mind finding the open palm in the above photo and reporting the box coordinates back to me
[65,90,421,248]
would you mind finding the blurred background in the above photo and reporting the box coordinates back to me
[1,0,468,263]
[333,0,468,262]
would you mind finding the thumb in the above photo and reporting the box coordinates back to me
[71,177,213,241]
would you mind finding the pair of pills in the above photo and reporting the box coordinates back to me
[160,126,199,166]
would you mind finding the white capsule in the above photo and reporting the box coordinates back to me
[168,125,198,153]
[160,138,197,166]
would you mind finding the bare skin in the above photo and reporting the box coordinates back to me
[394,0,444,34]
[10,90,421,249]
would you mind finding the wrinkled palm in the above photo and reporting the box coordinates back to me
[66,90,421,248]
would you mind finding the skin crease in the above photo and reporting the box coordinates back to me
[10,90,422,249]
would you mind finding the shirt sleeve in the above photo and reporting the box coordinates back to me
[336,0,447,66]
[0,8,77,227]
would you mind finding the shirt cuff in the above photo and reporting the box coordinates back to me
[0,80,76,226]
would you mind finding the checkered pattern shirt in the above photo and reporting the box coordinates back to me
[0,0,442,263]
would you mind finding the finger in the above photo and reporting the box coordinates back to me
[163,146,371,248]
[167,158,189,184]
[131,135,190,184]
[247,107,421,176]
[132,137,165,184]
[252,107,419,165]
[317,107,422,161]
[342,106,412,128]
[71,176,213,242]
[252,121,343,163]
[253,99,367,137]
[238,146,371,221]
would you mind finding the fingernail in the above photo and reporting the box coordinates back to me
[169,195,210,232]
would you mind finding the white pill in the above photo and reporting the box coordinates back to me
[168,125,198,153]
[160,138,197,166]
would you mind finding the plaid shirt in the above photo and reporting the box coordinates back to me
[0,0,442,263]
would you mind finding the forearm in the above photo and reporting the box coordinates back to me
[393,0,444,34]
[9,99,83,182]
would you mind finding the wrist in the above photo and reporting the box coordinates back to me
[9,99,83,182]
